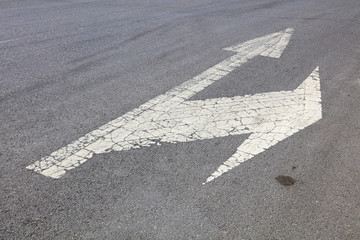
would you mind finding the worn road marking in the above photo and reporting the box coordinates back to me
[27,28,322,184]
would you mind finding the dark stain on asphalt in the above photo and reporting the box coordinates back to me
[275,175,296,186]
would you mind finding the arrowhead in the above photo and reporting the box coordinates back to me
[203,67,321,184]
[224,28,294,58]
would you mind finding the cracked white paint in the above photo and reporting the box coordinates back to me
[204,67,321,183]
[26,28,322,184]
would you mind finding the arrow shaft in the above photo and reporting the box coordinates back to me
[138,44,271,112]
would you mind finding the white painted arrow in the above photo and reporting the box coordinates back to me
[27,28,322,184]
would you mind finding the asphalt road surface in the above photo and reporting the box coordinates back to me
[1,0,360,239]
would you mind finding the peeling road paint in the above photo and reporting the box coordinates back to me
[26,28,322,184]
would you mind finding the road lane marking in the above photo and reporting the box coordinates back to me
[204,67,321,183]
[27,28,321,184]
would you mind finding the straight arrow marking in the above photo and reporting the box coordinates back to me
[26,28,321,184]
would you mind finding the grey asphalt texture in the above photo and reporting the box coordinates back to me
[1,0,360,239]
